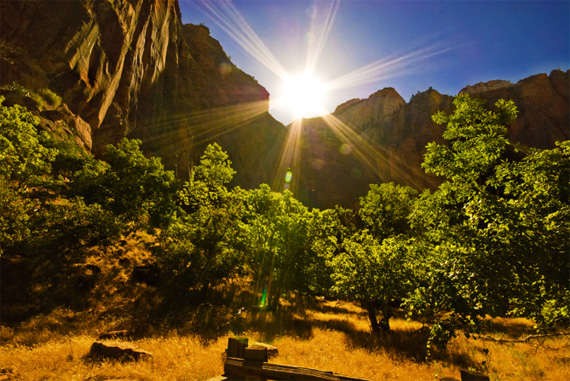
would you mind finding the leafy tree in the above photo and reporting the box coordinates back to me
[307,206,360,296]
[0,96,56,189]
[71,138,179,231]
[239,184,312,309]
[0,176,32,254]
[158,143,244,297]
[0,97,123,314]
[331,233,418,333]
[328,183,418,333]
[408,94,570,347]
[359,182,418,240]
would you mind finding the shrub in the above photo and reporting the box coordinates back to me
[38,88,62,108]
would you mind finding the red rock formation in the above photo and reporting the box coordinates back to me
[0,0,284,184]
[297,70,568,208]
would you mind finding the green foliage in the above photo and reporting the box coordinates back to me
[308,206,360,296]
[327,183,419,333]
[158,143,244,296]
[71,138,179,231]
[359,182,418,240]
[37,88,62,108]
[409,94,570,348]
[0,96,56,187]
[331,233,419,332]
[0,176,32,253]
[238,184,313,308]
[425,95,517,183]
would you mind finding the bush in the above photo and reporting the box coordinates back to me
[38,88,62,108]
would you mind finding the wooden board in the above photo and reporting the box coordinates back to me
[224,357,374,381]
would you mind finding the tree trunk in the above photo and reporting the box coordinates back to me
[379,300,393,332]
[379,314,391,332]
[364,303,380,335]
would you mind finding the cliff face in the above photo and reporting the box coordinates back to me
[0,0,285,184]
[296,70,568,208]
[1,1,567,208]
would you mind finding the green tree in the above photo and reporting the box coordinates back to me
[331,233,418,333]
[158,143,244,297]
[239,184,313,309]
[359,182,418,240]
[71,138,179,231]
[409,94,569,346]
[328,183,418,333]
[0,97,123,314]
[0,96,56,189]
[307,206,360,297]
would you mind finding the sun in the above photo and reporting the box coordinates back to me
[279,71,329,120]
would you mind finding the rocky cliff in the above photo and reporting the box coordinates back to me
[0,0,285,184]
[1,0,567,208]
[296,70,568,208]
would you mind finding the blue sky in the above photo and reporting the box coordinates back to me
[179,0,569,125]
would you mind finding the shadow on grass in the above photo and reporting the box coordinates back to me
[109,288,487,370]
[478,317,535,339]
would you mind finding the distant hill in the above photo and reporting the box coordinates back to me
[1,0,567,208]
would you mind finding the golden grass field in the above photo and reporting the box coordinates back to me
[1,299,569,380]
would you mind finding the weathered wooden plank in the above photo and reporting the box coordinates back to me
[224,357,374,381]
[244,346,268,362]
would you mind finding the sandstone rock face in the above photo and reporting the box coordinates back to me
[0,0,285,184]
[297,70,568,208]
[460,80,513,94]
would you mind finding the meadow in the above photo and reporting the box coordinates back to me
[1,298,568,380]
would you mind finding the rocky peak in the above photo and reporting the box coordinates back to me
[333,87,405,132]
[460,79,513,95]
[294,71,567,208]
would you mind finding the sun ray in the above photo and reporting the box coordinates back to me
[327,44,452,91]
[195,0,289,80]
[183,1,455,195]
[305,0,340,73]
[321,113,427,190]
[133,100,269,162]
[273,118,304,193]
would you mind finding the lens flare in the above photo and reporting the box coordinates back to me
[189,0,453,195]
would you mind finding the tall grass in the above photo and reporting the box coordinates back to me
[1,299,568,380]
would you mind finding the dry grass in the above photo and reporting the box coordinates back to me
[1,299,569,380]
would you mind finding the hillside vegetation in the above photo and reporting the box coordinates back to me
[1,93,569,378]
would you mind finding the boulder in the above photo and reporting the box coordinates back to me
[88,341,152,362]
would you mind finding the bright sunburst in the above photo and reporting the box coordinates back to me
[279,71,328,120]
[192,0,450,191]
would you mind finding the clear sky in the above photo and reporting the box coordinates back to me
[179,0,570,125]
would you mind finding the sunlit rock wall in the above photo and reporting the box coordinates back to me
[297,70,568,208]
[0,0,285,184]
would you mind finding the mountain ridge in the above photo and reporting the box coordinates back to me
[294,69,568,208]
[1,0,567,208]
